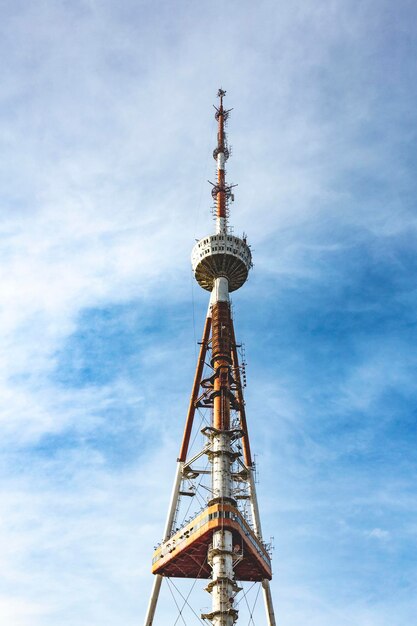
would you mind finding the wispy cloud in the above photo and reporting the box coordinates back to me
[0,0,416,625]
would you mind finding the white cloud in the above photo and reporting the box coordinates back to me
[368,528,390,540]
[0,1,415,625]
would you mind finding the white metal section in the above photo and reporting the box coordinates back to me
[144,575,163,626]
[207,274,227,327]
[217,152,225,170]
[143,461,184,626]
[207,296,214,318]
[248,468,263,539]
[216,216,227,235]
[207,431,237,626]
[211,529,235,626]
[212,432,232,499]
[248,468,277,626]
[212,277,229,304]
[261,580,277,626]
[212,530,234,578]
[163,461,184,539]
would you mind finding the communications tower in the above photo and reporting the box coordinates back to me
[144,90,276,626]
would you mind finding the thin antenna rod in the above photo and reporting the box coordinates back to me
[212,88,232,234]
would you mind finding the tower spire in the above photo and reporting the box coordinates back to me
[212,88,234,234]
[144,90,276,626]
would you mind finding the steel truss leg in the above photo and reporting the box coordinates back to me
[261,579,277,626]
[162,461,184,539]
[178,314,211,463]
[144,574,163,626]
[144,312,212,626]
[248,468,277,626]
[143,461,184,626]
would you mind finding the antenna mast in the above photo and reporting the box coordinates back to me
[212,87,233,234]
[144,90,276,626]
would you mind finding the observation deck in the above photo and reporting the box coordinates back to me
[152,502,271,581]
[191,234,252,292]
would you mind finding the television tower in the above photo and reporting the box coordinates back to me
[144,90,276,626]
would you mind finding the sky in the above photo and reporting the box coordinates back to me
[1,0,417,624]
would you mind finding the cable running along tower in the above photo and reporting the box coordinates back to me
[144,90,276,626]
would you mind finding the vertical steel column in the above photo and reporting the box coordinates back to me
[207,277,238,626]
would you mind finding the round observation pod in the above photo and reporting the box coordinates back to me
[191,234,252,292]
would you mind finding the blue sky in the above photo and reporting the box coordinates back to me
[1,0,417,624]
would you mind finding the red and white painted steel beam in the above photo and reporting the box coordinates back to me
[215,89,228,235]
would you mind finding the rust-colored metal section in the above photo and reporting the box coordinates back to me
[178,315,212,462]
[211,301,232,430]
[230,322,253,468]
